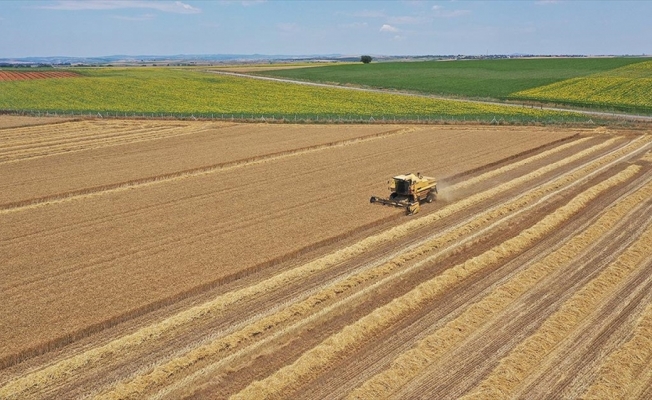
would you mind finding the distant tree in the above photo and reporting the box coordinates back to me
[360,55,373,64]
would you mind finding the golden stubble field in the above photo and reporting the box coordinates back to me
[1,117,651,399]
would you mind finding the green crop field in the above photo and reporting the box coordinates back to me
[509,60,652,114]
[0,67,585,123]
[257,58,649,101]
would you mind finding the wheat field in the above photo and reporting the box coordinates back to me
[1,117,650,399]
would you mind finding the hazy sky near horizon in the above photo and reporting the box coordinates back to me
[1,0,650,58]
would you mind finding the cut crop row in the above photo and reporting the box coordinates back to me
[583,302,652,399]
[463,192,652,399]
[133,137,649,397]
[0,133,603,397]
[230,166,641,399]
[350,173,652,398]
[99,144,631,399]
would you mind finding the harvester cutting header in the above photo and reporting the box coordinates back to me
[370,172,438,215]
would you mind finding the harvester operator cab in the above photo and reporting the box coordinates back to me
[394,178,412,195]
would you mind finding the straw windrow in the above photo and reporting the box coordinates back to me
[462,194,652,399]
[582,304,652,399]
[230,166,640,400]
[349,175,652,399]
[1,138,615,398]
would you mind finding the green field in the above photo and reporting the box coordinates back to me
[0,67,585,123]
[509,61,652,114]
[258,57,649,102]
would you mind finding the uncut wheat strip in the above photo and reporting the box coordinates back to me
[348,176,652,399]
[0,138,623,398]
[0,126,419,213]
[582,305,652,399]
[461,206,652,399]
[229,165,641,400]
[0,120,147,144]
[450,137,591,191]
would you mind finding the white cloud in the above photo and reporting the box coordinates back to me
[432,5,442,11]
[535,0,561,4]
[40,1,201,14]
[380,24,399,33]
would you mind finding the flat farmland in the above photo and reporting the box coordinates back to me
[1,117,651,399]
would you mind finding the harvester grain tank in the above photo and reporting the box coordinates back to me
[370,172,438,215]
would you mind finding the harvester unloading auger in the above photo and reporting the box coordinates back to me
[370,173,438,215]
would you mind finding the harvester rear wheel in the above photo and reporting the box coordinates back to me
[426,191,436,203]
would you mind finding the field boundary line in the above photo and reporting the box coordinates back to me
[0,127,417,213]
[348,175,652,398]
[462,204,652,399]
[229,166,641,400]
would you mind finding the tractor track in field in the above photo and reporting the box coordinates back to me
[2,118,651,399]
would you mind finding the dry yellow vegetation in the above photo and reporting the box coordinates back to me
[1,116,650,399]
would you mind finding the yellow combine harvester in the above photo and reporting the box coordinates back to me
[370,172,438,215]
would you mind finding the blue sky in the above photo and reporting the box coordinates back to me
[1,0,650,57]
